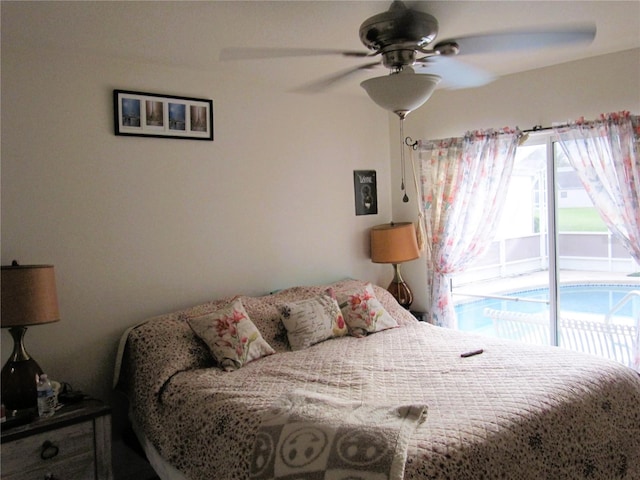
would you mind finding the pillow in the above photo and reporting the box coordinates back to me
[279,294,347,350]
[334,283,398,337]
[187,298,275,371]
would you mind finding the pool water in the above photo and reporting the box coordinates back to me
[455,284,640,332]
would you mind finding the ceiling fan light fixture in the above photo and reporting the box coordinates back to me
[360,69,441,116]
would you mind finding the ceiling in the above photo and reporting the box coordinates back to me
[3,1,639,96]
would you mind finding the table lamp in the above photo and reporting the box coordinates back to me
[1,262,60,411]
[370,222,420,309]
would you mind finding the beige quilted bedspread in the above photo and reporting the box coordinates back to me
[116,280,640,480]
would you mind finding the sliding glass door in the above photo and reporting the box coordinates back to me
[453,133,639,367]
[554,143,639,366]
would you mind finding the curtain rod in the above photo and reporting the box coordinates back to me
[521,116,635,133]
[406,123,578,147]
[405,125,560,147]
[522,125,551,133]
[521,124,572,134]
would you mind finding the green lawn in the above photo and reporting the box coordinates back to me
[557,207,608,232]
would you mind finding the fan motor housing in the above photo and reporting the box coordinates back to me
[359,8,438,52]
[379,48,418,69]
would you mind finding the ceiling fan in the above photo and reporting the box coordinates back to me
[220,0,596,96]
[220,1,595,202]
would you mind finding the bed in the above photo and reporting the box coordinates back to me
[114,279,640,480]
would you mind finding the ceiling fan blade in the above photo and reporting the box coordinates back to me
[219,46,372,61]
[292,61,382,93]
[416,56,495,89]
[437,24,596,56]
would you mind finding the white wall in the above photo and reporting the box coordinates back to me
[1,37,392,408]
[392,48,640,312]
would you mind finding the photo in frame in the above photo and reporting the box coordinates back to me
[353,170,378,215]
[113,90,213,140]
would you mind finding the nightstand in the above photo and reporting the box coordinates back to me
[410,310,428,322]
[1,398,113,480]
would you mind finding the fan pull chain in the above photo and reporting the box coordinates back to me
[400,117,409,202]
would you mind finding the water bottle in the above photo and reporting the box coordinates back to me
[37,373,56,417]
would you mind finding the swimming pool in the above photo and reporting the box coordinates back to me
[455,283,640,332]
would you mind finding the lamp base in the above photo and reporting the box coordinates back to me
[1,326,43,412]
[387,263,413,309]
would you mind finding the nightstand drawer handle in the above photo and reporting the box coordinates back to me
[40,440,59,460]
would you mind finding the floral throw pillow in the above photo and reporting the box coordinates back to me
[187,298,275,371]
[334,283,399,337]
[279,294,347,351]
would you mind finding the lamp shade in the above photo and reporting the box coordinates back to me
[361,69,441,116]
[1,264,60,327]
[370,222,420,264]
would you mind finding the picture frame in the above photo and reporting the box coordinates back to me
[353,170,378,215]
[113,90,213,141]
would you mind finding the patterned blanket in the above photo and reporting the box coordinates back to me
[116,279,640,480]
[250,391,427,480]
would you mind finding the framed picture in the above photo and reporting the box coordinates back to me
[113,90,213,141]
[353,170,378,215]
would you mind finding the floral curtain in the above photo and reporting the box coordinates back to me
[553,111,640,263]
[554,111,640,370]
[418,128,521,328]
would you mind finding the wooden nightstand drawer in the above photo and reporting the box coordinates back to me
[1,399,113,480]
[2,421,95,480]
